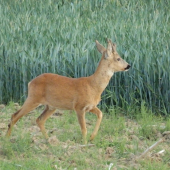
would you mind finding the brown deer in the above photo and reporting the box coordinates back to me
[6,39,130,144]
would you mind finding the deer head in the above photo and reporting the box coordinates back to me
[96,39,130,72]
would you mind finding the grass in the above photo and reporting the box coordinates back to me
[1,0,170,169]
[0,102,170,169]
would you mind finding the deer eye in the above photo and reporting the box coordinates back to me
[117,58,121,61]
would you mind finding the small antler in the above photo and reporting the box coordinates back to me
[106,38,112,43]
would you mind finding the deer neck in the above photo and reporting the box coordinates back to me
[90,59,114,93]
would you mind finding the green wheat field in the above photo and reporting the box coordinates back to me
[0,0,170,169]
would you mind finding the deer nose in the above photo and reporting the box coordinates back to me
[125,65,131,70]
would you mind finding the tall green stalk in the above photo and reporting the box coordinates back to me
[0,0,169,114]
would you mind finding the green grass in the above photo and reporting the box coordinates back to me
[0,102,170,169]
[0,0,170,114]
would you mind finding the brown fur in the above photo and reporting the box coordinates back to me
[6,40,130,144]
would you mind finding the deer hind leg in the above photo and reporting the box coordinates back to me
[75,109,87,144]
[6,98,40,137]
[89,107,103,141]
[36,105,56,139]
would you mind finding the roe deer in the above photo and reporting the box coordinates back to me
[6,39,130,144]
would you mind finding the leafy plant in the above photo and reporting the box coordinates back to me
[0,0,170,115]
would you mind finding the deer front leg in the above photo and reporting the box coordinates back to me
[76,110,87,144]
[89,107,103,141]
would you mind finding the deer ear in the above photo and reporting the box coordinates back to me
[104,51,109,59]
[104,41,112,59]
[107,39,117,52]
[96,40,106,54]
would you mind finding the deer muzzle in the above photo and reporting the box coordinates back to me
[125,65,131,71]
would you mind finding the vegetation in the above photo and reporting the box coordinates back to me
[0,0,170,114]
[0,103,170,169]
[1,1,170,169]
